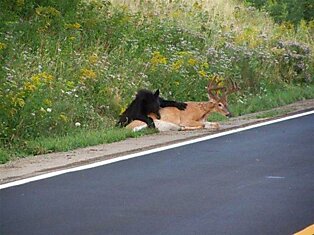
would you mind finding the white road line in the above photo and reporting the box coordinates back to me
[266,176,285,179]
[1,110,313,190]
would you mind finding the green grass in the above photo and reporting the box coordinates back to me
[0,148,10,164]
[24,128,156,155]
[1,128,157,163]
[207,113,229,122]
[229,84,314,116]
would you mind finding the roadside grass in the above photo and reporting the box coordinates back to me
[0,148,10,164]
[207,113,229,122]
[1,128,157,163]
[255,109,290,119]
[229,84,314,116]
[2,83,312,164]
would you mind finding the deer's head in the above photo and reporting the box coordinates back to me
[207,77,238,118]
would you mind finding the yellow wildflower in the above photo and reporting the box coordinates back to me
[12,96,25,107]
[44,73,54,82]
[210,75,225,86]
[150,51,167,66]
[59,114,68,122]
[44,99,52,106]
[65,23,81,30]
[202,62,209,69]
[24,81,36,92]
[35,6,61,17]
[66,81,75,89]
[188,58,197,66]
[120,106,126,115]
[88,54,98,64]
[0,42,7,50]
[81,68,97,79]
[31,72,54,85]
[31,74,41,86]
[171,59,184,71]
[198,70,207,77]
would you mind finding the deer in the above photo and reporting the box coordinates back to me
[126,77,238,132]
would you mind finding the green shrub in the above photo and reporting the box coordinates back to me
[244,0,314,25]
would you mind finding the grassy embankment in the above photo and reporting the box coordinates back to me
[0,0,313,163]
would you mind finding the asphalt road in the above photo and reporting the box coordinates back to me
[1,114,314,235]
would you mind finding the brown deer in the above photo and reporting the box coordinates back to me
[126,78,238,132]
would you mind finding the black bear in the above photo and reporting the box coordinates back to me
[117,89,186,128]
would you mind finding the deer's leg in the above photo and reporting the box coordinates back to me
[204,122,220,130]
[180,120,205,130]
[126,120,148,131]
[154,120,181,131]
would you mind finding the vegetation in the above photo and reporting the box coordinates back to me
[1,0,313,163]
[0,128,156,163]
[243,0,314,25]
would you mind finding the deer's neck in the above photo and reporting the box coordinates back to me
[201,101,215,111]
[195,101,215,117]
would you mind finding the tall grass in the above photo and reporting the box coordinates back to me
[0,0,313,162]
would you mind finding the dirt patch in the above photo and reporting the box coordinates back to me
[1,99,313,185]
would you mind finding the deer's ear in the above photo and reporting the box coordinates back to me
[154,89,160,97]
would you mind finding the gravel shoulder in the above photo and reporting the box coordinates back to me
[1,99,313,185]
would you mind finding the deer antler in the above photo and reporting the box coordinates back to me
[207,75,226,100]
[207,76,239,101]
[224,78,240,96]
[219,78,240,102]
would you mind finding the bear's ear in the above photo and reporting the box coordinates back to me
[154,89,160,97]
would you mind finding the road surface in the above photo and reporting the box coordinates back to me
[1,114,314,235]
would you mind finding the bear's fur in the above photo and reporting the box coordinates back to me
[117,89,187,128]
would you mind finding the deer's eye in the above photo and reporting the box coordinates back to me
[218,103,223,107]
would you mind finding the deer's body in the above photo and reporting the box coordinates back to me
[127,101,225,131]
[158,101,219,129]
[126,77,237,132]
